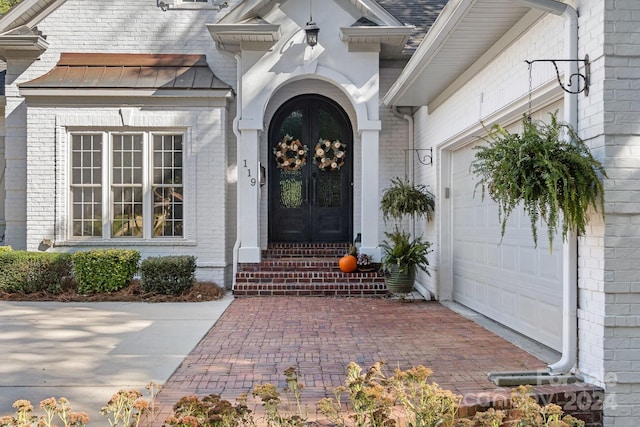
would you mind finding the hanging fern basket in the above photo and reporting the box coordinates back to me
[380,178,435,223]
[470,112,607,248]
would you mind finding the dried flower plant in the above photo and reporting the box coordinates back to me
[0,398,88,427]
[252,367,307,427]
[100,389,148,427]
[165,393,254,427]
[318,361,394,427]
[388,365,461,427]
[509,385,585,427]
[0,368,588,427]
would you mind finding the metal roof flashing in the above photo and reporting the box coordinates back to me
[18,53,233,99]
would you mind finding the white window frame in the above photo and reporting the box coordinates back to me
[175,0,210,8]
[68,130,186,241]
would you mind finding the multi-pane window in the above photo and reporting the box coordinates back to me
[71,134,103,237]
[70,132,184,239]
[112,134,144,237]
[153,134,184,237]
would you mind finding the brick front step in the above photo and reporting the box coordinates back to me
[233,282,388,297]
[235,270,385,283]
[263,242,352,259]
[237,258,346,272]
[233,243,387,297]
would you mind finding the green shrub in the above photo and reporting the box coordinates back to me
[0,251,73,294]
[140,256,196,295]
[0,246,13,252]
[72,249,140,294]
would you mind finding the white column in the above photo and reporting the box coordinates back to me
[237,121,262,263]
[359,124,382,261]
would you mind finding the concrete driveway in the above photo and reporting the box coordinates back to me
[0,294,233,423]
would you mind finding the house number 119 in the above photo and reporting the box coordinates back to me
[244,160,257,187]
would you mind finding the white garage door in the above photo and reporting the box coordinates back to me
[451,142,563,352]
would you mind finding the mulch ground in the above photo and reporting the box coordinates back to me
[0,280,226,302]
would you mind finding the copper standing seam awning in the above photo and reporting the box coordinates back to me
[19,52,233,97]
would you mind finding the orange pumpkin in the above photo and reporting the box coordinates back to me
[339,254,358,273]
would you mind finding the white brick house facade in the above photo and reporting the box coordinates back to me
[1,0,639,424]
[0,0,414,282]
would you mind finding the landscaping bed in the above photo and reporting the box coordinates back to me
[0,279,226,302]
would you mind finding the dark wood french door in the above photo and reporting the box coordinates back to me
[268,95,353,243]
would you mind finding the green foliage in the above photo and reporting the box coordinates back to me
[0,250,73,294]
[0,246,13,252]
[72,249,140,294]
[380,178,435,223]
[0,0,22,14]
[380,228,432,274]
[140,255,196,295]
[470,112,606,248]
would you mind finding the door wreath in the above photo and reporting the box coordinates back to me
[315,139,347,171]
[273,135,309,171]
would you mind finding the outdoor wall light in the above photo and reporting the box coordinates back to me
[304,21,320,47]
[304,0,319,47]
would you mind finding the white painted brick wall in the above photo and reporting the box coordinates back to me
[22,104,230,287]
[32,0,239,86]
[598,0,640,424]
[0,103,5,237]
[578,0,609,383]
[379,66,412,236]
[3,58,32,249]
[412,107,438,296]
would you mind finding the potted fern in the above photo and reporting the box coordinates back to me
[470,112,606,248]
[380,228,432,293]
[380,178,435,293]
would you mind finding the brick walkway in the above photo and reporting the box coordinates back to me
[153,297,558,421]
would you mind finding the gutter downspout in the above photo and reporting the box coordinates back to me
[512,0,579,375]
[391,106,415,184]
[217,45,243,291]
[231,52,242,291]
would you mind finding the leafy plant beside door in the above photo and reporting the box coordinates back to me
[470,112,607,248]
[380,178,435,294]
[380,228,432,293]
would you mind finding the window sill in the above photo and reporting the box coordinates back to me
[54,239,198,247]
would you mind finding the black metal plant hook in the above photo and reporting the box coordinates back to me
[406,148,433,166]
[525,55,590,96]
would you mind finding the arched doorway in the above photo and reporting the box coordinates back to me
[268,94,353,243]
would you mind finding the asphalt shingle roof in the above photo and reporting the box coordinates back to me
[377,0,448,51]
